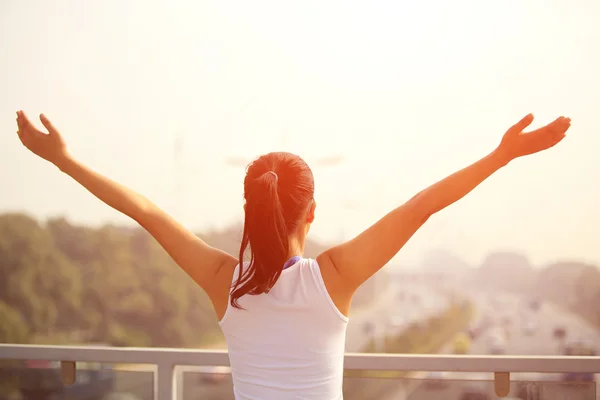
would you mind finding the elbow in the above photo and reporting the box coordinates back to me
[412,206,432,227]
[407,193,435,224]
[131,197,157,226]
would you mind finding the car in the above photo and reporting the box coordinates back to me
[564,339,596,356]
[553,326,567,340]
[562,339,596,382]
[196,366,232,384]
[457,375,525,400]
[487,331,506,355]
[458,374,491,400]
[562,372,595,382]
[423,371,450,390]
[529,299,541,312]
[388,316,409,332]
[458,391,490,400]
[486,328,507,355]
[467,327,479,340]
[523,320,536,336]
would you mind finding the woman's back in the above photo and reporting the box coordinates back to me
[219,258,348,400]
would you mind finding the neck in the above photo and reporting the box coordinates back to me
[287,234,306,258]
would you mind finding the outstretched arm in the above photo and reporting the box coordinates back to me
[319,114,571,292]
[15,111,236,294]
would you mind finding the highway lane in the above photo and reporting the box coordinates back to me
[345,280,448,351]
[406,291,600,400]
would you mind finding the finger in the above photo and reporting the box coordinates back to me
[18,111,37,132]
[551,121,570,141]
[552,117,571,133]
[16,111,29,135]
[17,111,48,142]
[16,111,23,130]
[40,113,59,135]
[511,113,534,132]
[15,120,27,144]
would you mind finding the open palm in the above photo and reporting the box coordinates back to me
[16,111,68,166]
[500,114,571,160]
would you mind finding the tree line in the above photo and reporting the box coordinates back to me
[0,212,384,347]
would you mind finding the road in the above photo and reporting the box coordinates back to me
[405,290,600,400]
[345,280,448,351]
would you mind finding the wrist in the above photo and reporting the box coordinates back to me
[491,146,513,167]
[55,152,76,173]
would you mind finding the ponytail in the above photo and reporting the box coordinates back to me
[231,171,289,308]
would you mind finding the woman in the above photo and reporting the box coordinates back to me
[15,111,570,399]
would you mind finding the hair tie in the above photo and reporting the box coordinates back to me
[267,171,278,181]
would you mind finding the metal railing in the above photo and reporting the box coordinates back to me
[1,344,599,399]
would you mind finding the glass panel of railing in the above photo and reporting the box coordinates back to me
[0,359,155,400]
[342,371,598,400]
[180,366,234,400]
[176,369,598,400]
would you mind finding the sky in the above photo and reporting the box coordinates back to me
[1,0,600,268]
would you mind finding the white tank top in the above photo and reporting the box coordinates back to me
[219,257,349,400]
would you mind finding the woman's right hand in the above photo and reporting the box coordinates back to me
[16,111,70,168]
[497,113,571,163]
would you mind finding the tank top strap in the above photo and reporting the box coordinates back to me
[282,255,302,270]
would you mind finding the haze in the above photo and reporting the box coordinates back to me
[1,0,599,268]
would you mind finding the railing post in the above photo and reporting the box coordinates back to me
[156,363,175,400]
[494,371,510,397]
[60,361,76,385]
